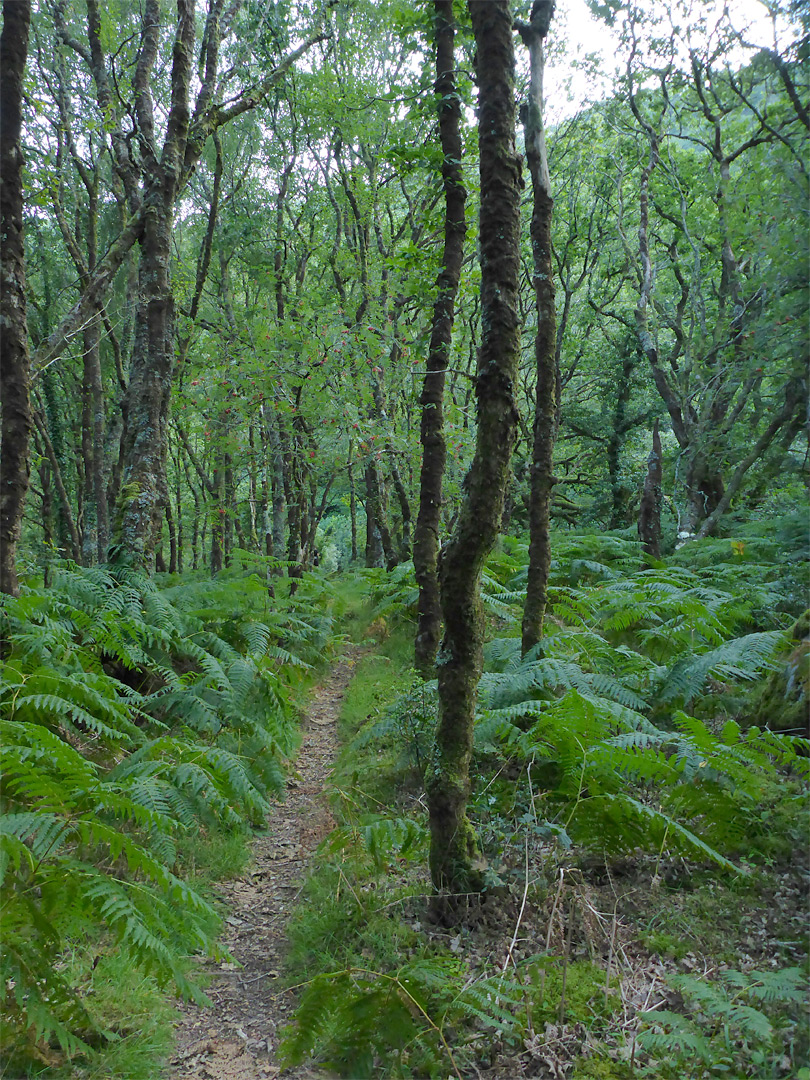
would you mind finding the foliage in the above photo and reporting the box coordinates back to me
[350,534,809,872]
[0,563,328,1070]
[638,967,808,1078]
[353,675,438,774]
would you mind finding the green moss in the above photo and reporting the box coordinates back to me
[747,608,810,733]
[571,1055,634,1080]
[641,930,692,961]
[526,959,621,1027]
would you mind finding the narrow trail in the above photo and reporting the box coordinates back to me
[168,646,363,1080]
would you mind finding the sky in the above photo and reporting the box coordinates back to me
[541,0,799,118]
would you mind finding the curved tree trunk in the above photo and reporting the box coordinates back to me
[518,2,558,658]
[413,0,467,676]
[0,0,32,598]
[427,0,522,901]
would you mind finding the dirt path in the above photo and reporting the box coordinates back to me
[167,648,362,1080]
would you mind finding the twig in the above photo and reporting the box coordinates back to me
[545,868,566,952]
[501,832,531,975]
[338,863,363,910]
[559,896,573,1024]
[605,899,619,1011]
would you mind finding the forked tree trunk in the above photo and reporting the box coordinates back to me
[413,0,467,676]
[427,0,522,900]
[111,0,195,565]
[638,419,662,557]
[0,0,32,598]
[518,2,558,658]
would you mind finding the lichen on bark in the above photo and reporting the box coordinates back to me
[426,0,522,902]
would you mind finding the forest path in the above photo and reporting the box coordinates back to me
[166,646,364,1080]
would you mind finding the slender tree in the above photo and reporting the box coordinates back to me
[518,0,558,657]
[427,0,522,901]
[0,0,33,598]
[638,419,662,557]
[413,0,467,675]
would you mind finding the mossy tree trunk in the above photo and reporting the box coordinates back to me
[0,0,32,599]
[109,2,328,567]
[426,0,522,899]
[518,2,558,658]
[111,0,195,565]
[413,0,467,676]
[638,419,662,557]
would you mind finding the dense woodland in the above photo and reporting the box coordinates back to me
[0,0,808,1077]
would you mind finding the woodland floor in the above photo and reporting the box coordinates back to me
[163,640,808,1080]
[165,649,364,1080]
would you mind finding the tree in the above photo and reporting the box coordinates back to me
[0,0,32,598]
[29,0,331,568]
[638,418,662,556]
[518,0,558,657]
[413,0,468,676]
[427,0,522,901]
[616,3,808,536]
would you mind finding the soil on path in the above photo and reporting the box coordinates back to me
[167,647,362,1080]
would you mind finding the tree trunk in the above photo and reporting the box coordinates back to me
[210,467,224,575]
[174,471,183,572]
[638,419,663,557]
[110,0,195,565]
[519,3,558,658]
[32,409,81,563]
[389,458,412,562]
[41,373,74,557]
[414,0,467,676]
[348,443,358,562]
[285,417,305,592]
[0,0,32,598]
[81,324,100,565]
[607,351,636,530]
[427,0,522,901]
[684,456,724,534]
[695,379,805,540]
[364,461,396,570]
[166,499,178,573]
[364,465,384,568]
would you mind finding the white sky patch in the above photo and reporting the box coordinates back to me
[539,0,801,121]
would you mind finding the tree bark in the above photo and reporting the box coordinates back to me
[111,0,195,565]
[638,419,663,557]
[414,0,467,676]
[348,446,358,562]
[427,0,522,901]
[518,2,558,658]
[695,380,806,540]
[364,460,397,570]
[0,0,32,598]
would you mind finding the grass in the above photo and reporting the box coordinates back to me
[8,952,179,1080]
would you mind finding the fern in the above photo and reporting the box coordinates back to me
[1,560,331,1066]
[639,967,806,1078]
[658,630,784,705]
[323,814,428,874]
[282,960,528,1078]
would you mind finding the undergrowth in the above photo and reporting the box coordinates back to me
[281,535,809,1079]
[0,559,333,1077]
